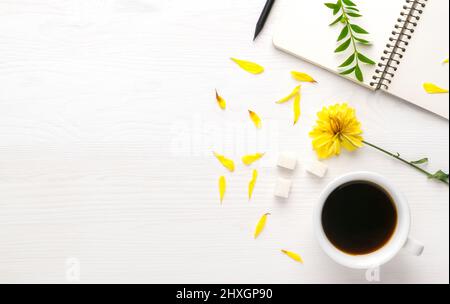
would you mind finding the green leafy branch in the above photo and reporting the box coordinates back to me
[363,141,449,186]
[324,0,375,82]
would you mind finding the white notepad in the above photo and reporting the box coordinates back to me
[273,0,449,119]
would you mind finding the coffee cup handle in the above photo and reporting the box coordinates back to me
[403,237,424,256]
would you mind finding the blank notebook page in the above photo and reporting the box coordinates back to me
[388,0,449,119]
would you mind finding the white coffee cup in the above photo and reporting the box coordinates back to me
[314,171,424,269]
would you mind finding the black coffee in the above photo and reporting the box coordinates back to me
[322,181,398,255]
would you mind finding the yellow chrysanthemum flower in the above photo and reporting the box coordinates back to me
[309,103,364,159]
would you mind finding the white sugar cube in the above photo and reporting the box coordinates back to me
[305,161,328,178]
[277,152,298,170]
[274,178,293,199]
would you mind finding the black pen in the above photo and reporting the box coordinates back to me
[254,0,276,40]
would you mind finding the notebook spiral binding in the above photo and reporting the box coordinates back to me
[370,0,428,90]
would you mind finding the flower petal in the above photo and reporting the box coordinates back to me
[248,169,258,200]
[276,85,301,104]
[291,71,317,83]
[242,153,265,166]
[254,213,270,239]
[215,90,226,110]
[213,152,235,172]
[231,58,264,74]
[281,250,304,264]
[248,110,262,129]
[341,134,363,151]
[330,136,342,156]
[293,92,301,125]
[423,83,449,94]
[219,176,226,204]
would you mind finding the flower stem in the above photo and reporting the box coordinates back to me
[363,140,449,186]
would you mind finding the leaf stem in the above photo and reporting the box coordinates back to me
[338,0,360,68]
[363,140,449,186]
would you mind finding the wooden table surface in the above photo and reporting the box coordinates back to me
[0,0,448,284]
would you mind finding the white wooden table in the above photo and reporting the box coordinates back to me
[0,0,448,284]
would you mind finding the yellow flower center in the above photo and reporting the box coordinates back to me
[329,116,343,135]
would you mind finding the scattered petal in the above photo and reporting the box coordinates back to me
[248,169,258,200]
[276,86,302,125]
[213,152,235,172]
[423,83,449,94]
[293,92,301,125]
[219,176,226,204]
[291,71,317,83]
[276,85,301,104]
[231,58,264,74]
[281,250,304,264]
[254,213,270,239]
[248,110,262,129]
[242,153,265,166]
[215,90,226,110]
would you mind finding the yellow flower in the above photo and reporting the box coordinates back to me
[309,103,363,159]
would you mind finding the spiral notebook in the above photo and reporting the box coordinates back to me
[273,0,449,119]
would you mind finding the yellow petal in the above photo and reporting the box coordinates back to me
[293,92,301,125]
[213,152,235,172]
[276,85,301,104]
[254,213,270,239]
[248,110,262,129]
[248,169,258,200]
[219,176,226,204]
[230,58,264,74]
[291,71,317,83]
[215,90,226,110]
[443,58,449,64]
[423,83,449,94]
[281,250,304,264]
[242,153,265,166]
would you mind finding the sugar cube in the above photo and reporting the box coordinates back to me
[274,178,293,199]
[305,161,328,178]
[277,152,298,170]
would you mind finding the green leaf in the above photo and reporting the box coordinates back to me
[351,24,370,34]
[339,54,356,67]
[324,3,337,9]
[335,38,351,53]
[343,0,357,6]
[337,26,349,41]
[347,12,362,18]
[340,66,356,75]
[329,15,343,26]
[355,65,364,82]
[354,37,371,45]
[358,53,376,65]
[430,170,449,183]
[333,1,342,15]
[346,7,360,12]
[411,158,429,165]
